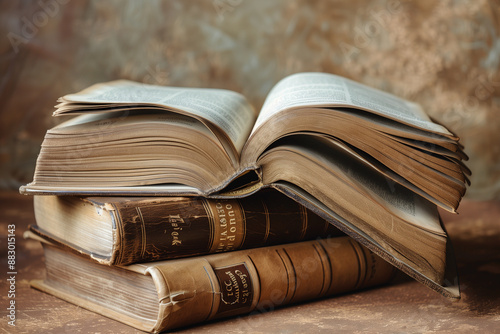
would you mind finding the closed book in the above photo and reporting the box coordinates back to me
[30,235,396,333]
[31,189,341,265]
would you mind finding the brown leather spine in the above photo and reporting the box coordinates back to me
[150,236,396,332]
[110,190,341,265]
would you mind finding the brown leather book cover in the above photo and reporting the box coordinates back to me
[31,236,396,333]
[31,189,342,265]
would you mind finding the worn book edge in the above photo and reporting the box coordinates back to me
[30,278,157,332]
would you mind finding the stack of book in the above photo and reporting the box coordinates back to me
[21,72,469,332]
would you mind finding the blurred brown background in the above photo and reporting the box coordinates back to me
[1,0,499,199]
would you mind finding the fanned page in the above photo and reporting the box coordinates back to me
[252,72,453,137]
[27,110,244,194]
[241,72,467,212]
[56,80,257,157]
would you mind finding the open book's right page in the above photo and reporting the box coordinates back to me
[252,72,453,137]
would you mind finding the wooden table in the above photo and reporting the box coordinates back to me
[1,191,499,333]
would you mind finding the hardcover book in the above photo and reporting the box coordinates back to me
[20,72,468,298]
[31,189,341,265]
[28,233,396,333]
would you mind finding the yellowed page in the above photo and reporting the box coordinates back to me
[253,72,452,136]
[58,80,256,154]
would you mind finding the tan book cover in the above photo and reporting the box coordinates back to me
[30,235,396,333]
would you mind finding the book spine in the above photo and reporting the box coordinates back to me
[151,236,396,332]
[111,191,341,265]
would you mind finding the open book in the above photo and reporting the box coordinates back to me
[20,72,468,298]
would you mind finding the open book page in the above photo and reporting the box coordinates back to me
[59,80,257,154]
[253,72,452,137]
[306,137,444,235]
[317,135,456,211]
[27,109,240,193]
[48,111,222,150]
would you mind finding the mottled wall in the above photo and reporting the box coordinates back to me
[1,0,499,199]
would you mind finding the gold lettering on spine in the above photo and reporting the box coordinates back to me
[167,214,183,246]
[206,199,246,253]
[214,263,254,314]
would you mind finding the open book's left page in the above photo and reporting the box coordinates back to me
[56,80,257,158]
